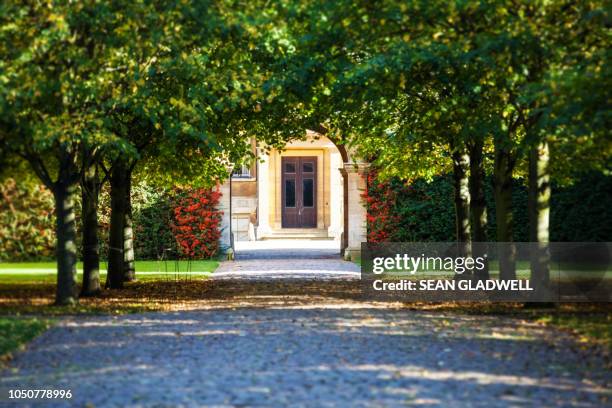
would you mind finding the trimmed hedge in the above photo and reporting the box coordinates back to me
[550,173,612,242]
[365,172,612,242]
[98,184,223,260]
[1,179,222,261]
[0,178,56,261]
[96,184,180,261]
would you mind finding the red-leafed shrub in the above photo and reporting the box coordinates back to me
[361,171,400,242]
[171,186,222,259]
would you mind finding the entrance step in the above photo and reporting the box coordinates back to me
[234,239,341,259]
[259,229,334,240]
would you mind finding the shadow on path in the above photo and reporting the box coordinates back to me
[1,307,610,407]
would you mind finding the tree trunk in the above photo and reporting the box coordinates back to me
[452,147,472,277]
[80,162,101,296]
[106,158,128,289]
[529,141,551,288]
[53,170,79,305]
[494,139,517,280]
[123,172,136,282]
[469,139,490,280]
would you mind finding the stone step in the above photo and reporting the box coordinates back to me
[261,236,335,240]
[259,229,334,240]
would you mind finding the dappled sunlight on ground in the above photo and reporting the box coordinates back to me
[1,306,610,406]
[1,274,611,406]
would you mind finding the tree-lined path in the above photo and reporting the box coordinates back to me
[1,266,610,407]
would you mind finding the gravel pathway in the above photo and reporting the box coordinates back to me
[1,248,609,407]
[213,259,360,280]
[1,306,610,407]
[216,240,361,280]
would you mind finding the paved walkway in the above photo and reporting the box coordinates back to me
[233,239,342,260]
[1,308,609,407]
[216,239,360,280]
[1,246,610,407]
[214,258,360,280]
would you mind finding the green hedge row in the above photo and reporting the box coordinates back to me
[369,172,612,242]
[3,172,609,261]
[0,179,56,261]
[1,180,181,261]
[99,184,179,261]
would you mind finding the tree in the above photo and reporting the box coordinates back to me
[470,0,611,284]
[256,0,610,286]
[521,1,610,288]
[80,146,110,296]
[0,1,127,304]
[100,0,268,288]
[0,1,259,300]
[249,0,475,258]
[257,0,499,270]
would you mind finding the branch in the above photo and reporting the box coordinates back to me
[99,162,111,187]
[310,123,329,135]
[23,149,55,189]
[128,159,138,173]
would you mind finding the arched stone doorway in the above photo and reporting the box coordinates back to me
[218,131,368,260]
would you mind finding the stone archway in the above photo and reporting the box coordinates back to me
[218,130,368,261]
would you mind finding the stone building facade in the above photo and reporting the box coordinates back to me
[218,130,368,260]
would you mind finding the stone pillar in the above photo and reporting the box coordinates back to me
[218,178,233,256]
[328,151,344,241]
[257,151,271,238]
[342,162,369,261]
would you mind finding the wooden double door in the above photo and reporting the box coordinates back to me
[281,157,317,228]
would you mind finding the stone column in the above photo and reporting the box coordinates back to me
[342,162,369,261]
[328,151,344,241]
[218,178,233,257]
[257,151,271,238]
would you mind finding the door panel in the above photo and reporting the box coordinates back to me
[282,156,317,228]
[281,157,299,227]
[299,158,316,227]
[285,179,296,207]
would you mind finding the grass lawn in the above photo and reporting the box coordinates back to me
[0,260,220,315]
[0,260,219,284]
[0,317,52,361]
